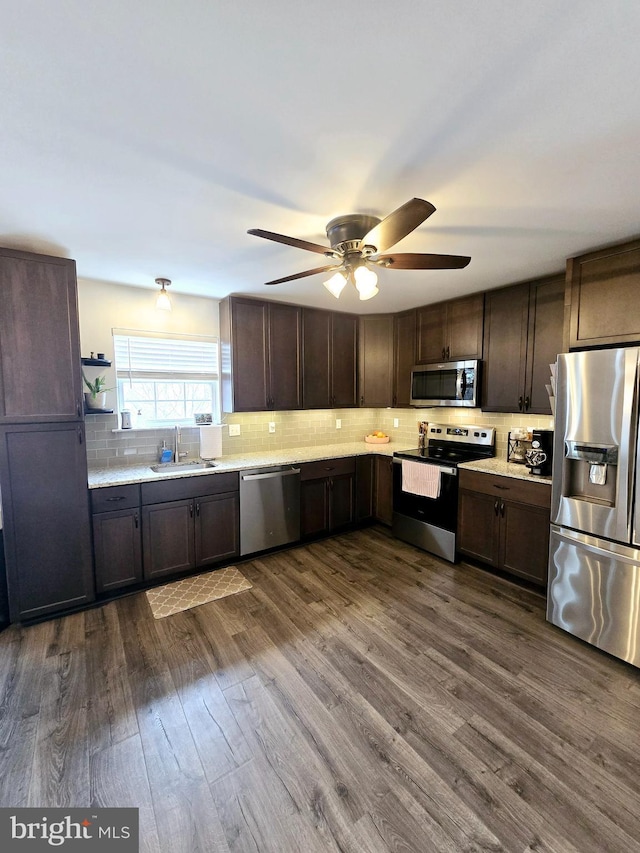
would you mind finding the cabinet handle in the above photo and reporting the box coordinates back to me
[77,401,82,417]
[500,501,505,517]
[494,499,500,516]
[134,512,139,528]
[189,503,194,517]
[518,395,523,411]
[524,395,530,411]
[78,427,83,445]
[196,502,200,517]
[442,347,446,359]
[446,346,450,360]
[392,394,397,406]
[106,496,126,502]
[360,396,364,406]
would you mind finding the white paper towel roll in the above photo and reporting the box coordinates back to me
[199,425,223,459]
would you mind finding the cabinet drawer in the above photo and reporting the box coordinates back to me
[299,456,356,481]
[141,471,239,505]
[91,484,140,513]
[459,469,551,509]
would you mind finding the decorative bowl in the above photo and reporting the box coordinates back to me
[365,434,390,444]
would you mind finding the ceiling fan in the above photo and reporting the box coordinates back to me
[248,198,470,301]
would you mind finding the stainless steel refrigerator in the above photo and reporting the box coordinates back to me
[548,346,640,667]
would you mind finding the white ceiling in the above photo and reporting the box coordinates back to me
[1,1,639,313]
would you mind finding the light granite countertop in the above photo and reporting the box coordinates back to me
[459,456,552,484]
[88,442,553,489]
[87,441,413,488]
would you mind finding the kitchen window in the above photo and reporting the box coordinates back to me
[113,330,219,426]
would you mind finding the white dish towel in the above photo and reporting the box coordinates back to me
[401,459,442,499]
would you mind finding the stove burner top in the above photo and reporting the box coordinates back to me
[394,422,496,466]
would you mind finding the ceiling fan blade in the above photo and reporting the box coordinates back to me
[264,265,341,285]
[248,228,333,256]
[374,252,471,270]
[359,198,436,253]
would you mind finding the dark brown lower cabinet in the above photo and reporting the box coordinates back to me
[374,455,394,525]
[0,422,94,621]
[300,457,355,538]
[142,498,196,580]
[194,492,240,566]
[140,473,240,582]
[458,469,551,586]
[93,508,143,593]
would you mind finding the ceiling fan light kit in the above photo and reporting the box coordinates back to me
[248,198,471,301]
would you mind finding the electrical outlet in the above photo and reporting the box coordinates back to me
[228,423,241,436]
[268,422,276,433]
[393,418,399,428]
[335,419,342,429]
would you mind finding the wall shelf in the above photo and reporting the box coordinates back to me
[81,357,111,367]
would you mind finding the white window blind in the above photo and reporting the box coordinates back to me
[114,332,219,381]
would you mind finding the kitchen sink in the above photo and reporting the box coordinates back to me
[150,461,216,473]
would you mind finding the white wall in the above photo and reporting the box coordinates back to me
[77,278,219,410]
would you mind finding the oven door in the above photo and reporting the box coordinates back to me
[392,458,458,530]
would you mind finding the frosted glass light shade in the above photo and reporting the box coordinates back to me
[323,271,347,298]
[354,266,379,300]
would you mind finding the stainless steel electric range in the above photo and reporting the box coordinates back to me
[392,422,495,562]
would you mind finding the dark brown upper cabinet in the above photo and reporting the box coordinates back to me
[416,293,484,364]
[220,296,302,412]
[392,309,417,407]
[303,308,358,408]
[0,247,84,423]
[482,274,564,414]
[358,314,394,407]
[566,237,640,349]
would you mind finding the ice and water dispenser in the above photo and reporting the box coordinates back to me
[563,441,619,507]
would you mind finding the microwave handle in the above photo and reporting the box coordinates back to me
[457,369,465,399]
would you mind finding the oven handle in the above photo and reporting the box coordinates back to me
[392,458,457,477]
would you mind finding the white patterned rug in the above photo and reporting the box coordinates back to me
[146,566,252,619]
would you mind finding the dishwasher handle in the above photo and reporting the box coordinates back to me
[241,468,301,482]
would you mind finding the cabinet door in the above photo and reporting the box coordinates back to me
[301,479,329,537]
[374,456,394,526]
[195,492,240,566]
[0,422,94,621]
[567,239,640,349]
[93,509,143,593]
[142,499,195,580]
[457,488,499,566]
[302,308,332,408]
[416,302,446,363]
[393,309,416,407]
[482,283,529,412]
[268,303,302,410]
[499,500,550,586]
[447,294,484,361]
[355,455,374,521]
[228,298,269,412]
[331,312,358,407]
[330,473,355,530]
[358,314,393,407]
[524,275,564,414]
[0,249,83,423]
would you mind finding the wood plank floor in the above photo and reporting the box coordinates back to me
[1,525,639,852]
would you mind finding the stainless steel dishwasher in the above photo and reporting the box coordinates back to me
[239,465,301,556]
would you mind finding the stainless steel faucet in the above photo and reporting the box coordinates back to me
[174,425,188,462]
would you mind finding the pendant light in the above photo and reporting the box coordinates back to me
[155,278,172,311]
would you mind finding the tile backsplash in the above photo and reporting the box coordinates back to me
[85,408,554,468]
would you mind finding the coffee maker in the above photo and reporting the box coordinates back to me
[525,429,554,476]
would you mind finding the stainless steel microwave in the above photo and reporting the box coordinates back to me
[410,360,481,407]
